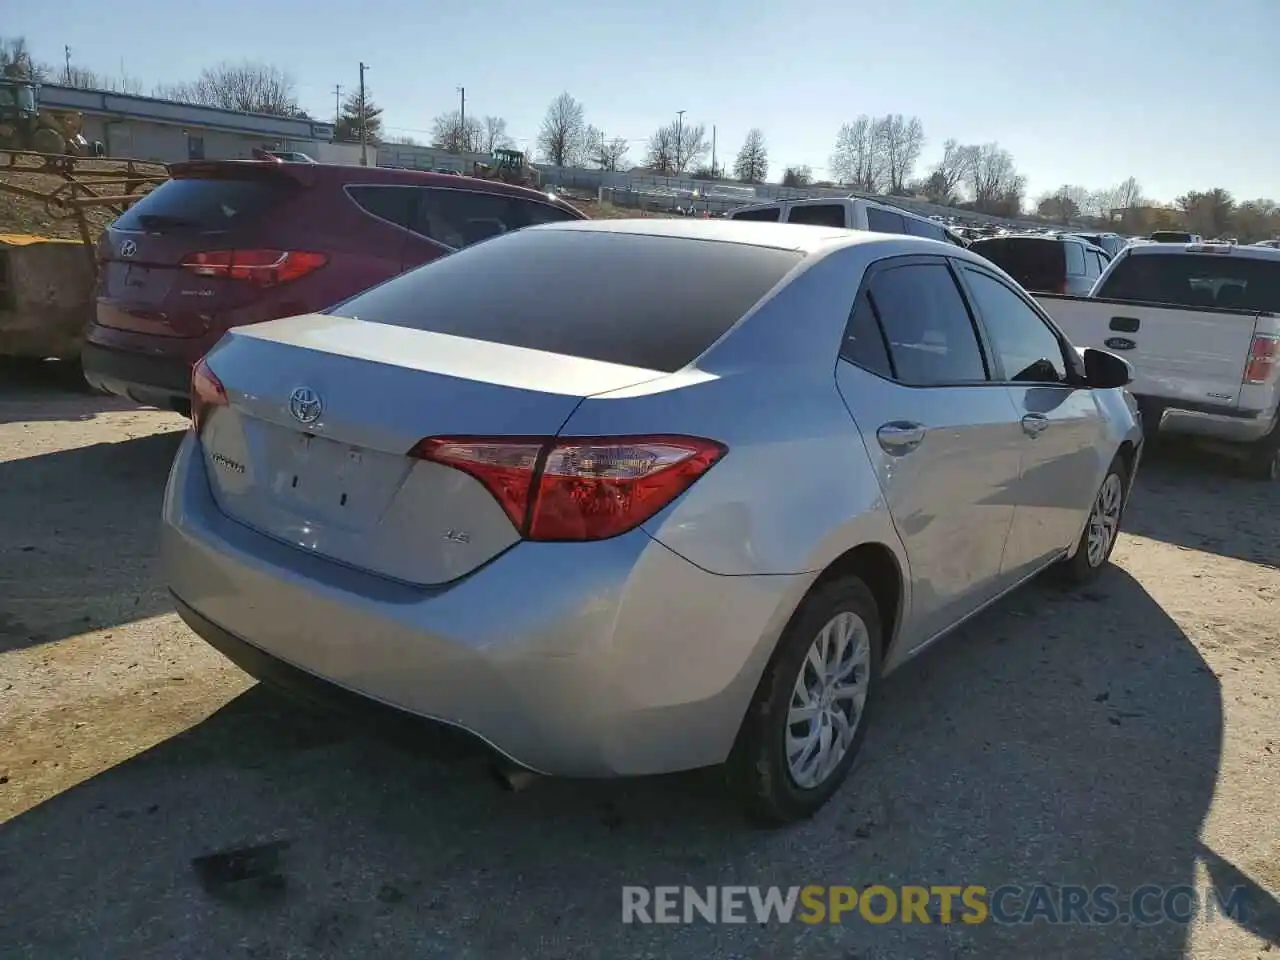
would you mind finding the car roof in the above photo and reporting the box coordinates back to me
[533,217,985,259]
[165,159,581,213]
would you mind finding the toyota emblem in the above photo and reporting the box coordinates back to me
[119,239,137,258]
[289,386,323,425]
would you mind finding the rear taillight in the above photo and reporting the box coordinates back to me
[190,357,227,432]
[409,435,727,541]
[1243,334,1279,385]
[180,249,327,287]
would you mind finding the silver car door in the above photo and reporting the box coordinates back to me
[834,256,1023,650]
[955,264,1107,580]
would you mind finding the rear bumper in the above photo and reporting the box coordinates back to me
[1139,396,1277,447]
[81,341,191,414]
[162,432,805,777]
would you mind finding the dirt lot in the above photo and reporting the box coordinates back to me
[0,368,1277,959]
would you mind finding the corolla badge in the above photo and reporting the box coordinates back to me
[289,386,323,424]
[119,239,137,258]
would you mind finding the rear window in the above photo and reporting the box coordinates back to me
[1097,253,1280,312]
[969,238,1066,292]
[329,229,803,372]
[731,207,781,222]
[112,176,293,232]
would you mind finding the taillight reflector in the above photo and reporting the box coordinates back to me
[190,356,228,431]
[1243,334,1279,385]
[180,249,327,287]
[409,435,727,541]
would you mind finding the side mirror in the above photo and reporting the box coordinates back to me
[1082,347,1133,389]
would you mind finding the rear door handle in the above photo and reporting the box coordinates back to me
[877,421,926,455]
[1021,413,1050,438]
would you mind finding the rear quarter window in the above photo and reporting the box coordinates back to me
[730,207,781,222]
[1064,242,1086,276]
[329,229,803,372]
[788,204,848,228]
[112,176,294,232]
[865,207,906,234]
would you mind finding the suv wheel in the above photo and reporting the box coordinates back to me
[726,577,882,824]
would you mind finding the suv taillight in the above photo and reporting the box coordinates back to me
[190,357,228,432]
[408,435,727,541]
[180,249,327,287]
[1243,334,1279,385]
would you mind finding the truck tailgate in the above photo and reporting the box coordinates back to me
[1035,294,1263,411]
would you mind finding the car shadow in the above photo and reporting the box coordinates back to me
[0,360,113,424]
[0,567,1241,959]
[1125,440,1279,569]
[0,430,184,652]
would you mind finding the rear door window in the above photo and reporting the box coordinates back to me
[904,217,946,242]
[329,229,803,372]
[1064,242,1087,276]
[112,176,294,233]
[788,204,848,228]
[730,207,781,222]
[867,262,989,384]
[346,185,415,228]
[409,188,520,249]
[866,207,906,234]
[1097,253,1280,311]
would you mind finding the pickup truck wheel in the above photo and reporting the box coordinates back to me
[1244,442,1280,482]
[1058,457,1128,586]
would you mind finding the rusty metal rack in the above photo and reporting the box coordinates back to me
[0,150,169,274]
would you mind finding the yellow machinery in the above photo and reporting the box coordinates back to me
[0,75,104,167]
[473,148,540,189]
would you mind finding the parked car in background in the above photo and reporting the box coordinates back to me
[164,220,1141,823]
[968,234,1110,296]
[1069,232,1127,258]
[727,196,968,246]
[83,162,585,415]
[1149,231,1202,244]
[1033,242,1280,479]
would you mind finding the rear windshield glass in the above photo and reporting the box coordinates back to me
[1097,253,1280,312]
[112,176,294,232]
[969,238,1065,292]
[329,229,803,371]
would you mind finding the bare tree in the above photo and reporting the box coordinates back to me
[155,60,303,117]
[584,125,628,171]
[1113,176,1145,212]
[58,64,143,94]
[430,110,483,152]
[482,116,513,153]
[733,128,769,184]
[0,36,42,79]
[829,117,885,192]
[916,139,973,204]
[875,114,925,194]
[965,142,1024,214]
[537,92,586,167]
[644,124,678,174]
[1036,185,1089,224]
[782,165,813,187]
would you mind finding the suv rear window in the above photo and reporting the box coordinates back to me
[330,229,802,372]
[112,176,293,232]
[731,207,781,222]
[1097,253,1280,312]
[969,238,1066,293]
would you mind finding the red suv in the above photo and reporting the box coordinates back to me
[83,161,586,414]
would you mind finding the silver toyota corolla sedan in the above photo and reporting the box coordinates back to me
[162,219,1143,822]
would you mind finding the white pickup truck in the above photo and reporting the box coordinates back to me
[1032,241,1280,480]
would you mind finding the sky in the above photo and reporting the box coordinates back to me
[9,0,1278,203]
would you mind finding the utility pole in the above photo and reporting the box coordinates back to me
[711,124,717,179]
[457,86,466,152]
[333,84,343,131]
[64,45,71,85]
[358,62,369,166]
[675,109,686,176]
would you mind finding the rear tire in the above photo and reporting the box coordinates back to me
[1242,422,1280,482]
[726,577,882,825]
[1058,456,1129,586]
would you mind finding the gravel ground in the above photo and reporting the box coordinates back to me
[0,366,1277,960]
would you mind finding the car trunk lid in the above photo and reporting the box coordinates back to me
[96,162,311,338]
[195,314,667,584]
